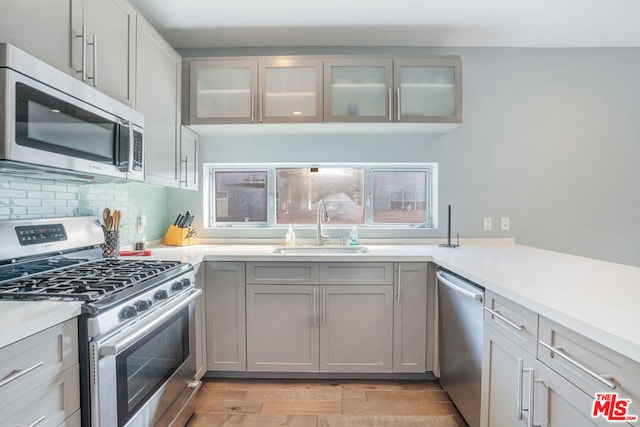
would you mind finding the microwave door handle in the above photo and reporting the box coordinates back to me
[127,122,134,173]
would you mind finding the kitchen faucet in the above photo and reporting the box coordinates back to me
[316,199,330,246]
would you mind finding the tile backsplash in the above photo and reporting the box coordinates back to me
[0,175,168,246]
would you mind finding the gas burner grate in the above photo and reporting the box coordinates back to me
[0,259,183,302]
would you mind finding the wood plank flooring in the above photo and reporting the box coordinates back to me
[187,379,468,427]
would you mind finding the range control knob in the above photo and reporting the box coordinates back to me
[121,306,137,319]
[134,300,152,312]
[171,281,184,291]
[181,278,191,288]
[155,289,169,300]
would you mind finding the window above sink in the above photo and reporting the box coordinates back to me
[204,163,438,230]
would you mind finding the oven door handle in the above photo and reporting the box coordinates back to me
[100,288,202,357]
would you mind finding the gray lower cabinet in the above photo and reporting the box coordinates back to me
[320,285,393,373]
[483,326,615,427]
[245,262,395,373]
[246,284,393,373]
[0,319,80,426]
[482,291,633,427]
[205,262,246,371]
[246,284,319,372]
[392,263,428,372]
[482,325,533,427]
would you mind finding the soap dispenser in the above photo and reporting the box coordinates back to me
[285,224,296,246]
[349,225,358,246]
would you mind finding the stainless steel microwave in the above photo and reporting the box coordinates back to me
[0,43,144,181]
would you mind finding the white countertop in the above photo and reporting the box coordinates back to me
[0,300,82,349]
[143,240,640,364]
[3,240,639,367]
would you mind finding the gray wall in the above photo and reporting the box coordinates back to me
[169,47,640,267]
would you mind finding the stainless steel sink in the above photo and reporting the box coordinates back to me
[270,245,369,255]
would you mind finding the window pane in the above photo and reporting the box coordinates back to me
[373,171,428,223]
[276,168,364,224]
[214,171,267,223]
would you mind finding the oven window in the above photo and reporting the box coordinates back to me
[15,82,116,163]
[115,309,189,426]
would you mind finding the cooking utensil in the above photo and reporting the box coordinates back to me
[103,208,111,228]
[113,210,121,231]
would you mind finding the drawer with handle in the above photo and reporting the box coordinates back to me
[538,316,640,425]
[0,364,80,427]
[484,290,538,355]
[0,319,78,402]
[246,262,319,285]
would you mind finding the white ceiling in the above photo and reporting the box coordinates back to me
[128,0,640,49]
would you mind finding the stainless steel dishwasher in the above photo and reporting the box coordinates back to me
[437,268,485,427]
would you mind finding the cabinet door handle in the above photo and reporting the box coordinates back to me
[251,90,255,123]
[75,26,87,81]
[523,367,534,427]
[259,90,264,123]
[517,358,524,421]
[388,87,392,121]
[539,340,616,389]
[181,156,189,185]
[484,307,524,332]
[397,265,402,302]
[322,288,327,325]
[313,287,317,325]
[17,415,46,427]
[0,361,44,388]
[87,33,98,87]
[396,87,401,121]
[532,378,548,427]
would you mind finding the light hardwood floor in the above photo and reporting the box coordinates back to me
[187,379,468,427]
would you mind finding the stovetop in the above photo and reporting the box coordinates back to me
[0,258,183,303]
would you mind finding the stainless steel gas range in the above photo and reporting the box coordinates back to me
[0,216,202,427]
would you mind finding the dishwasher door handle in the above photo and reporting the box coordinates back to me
[436,271,484,302]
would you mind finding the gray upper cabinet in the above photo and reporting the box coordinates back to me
[189,59,258,124]
[180,126,199,191]
[188,58,323,124]
[259,58,323,123]
[0,0,76,73]
[0,0,137,107]
[393,263,428,373]
[136,15,182,187]
[324,58,394,122]
[184,55,461,126]
[75,0,137,107]
[394,57,462,123]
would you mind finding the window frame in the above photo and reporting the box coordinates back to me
[204,163,437,230]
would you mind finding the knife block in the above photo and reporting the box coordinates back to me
[163,225,194,246]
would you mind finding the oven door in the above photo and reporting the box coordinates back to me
[91,288,201,427]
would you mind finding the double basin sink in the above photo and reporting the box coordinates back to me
[270,245,369,255]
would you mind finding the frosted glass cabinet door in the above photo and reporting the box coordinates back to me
[324,59,393,122]
[189,60,258,124]
[259,59,323,123]
[394,58,462,123]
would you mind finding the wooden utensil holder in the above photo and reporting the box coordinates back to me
[163,225,194,246]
